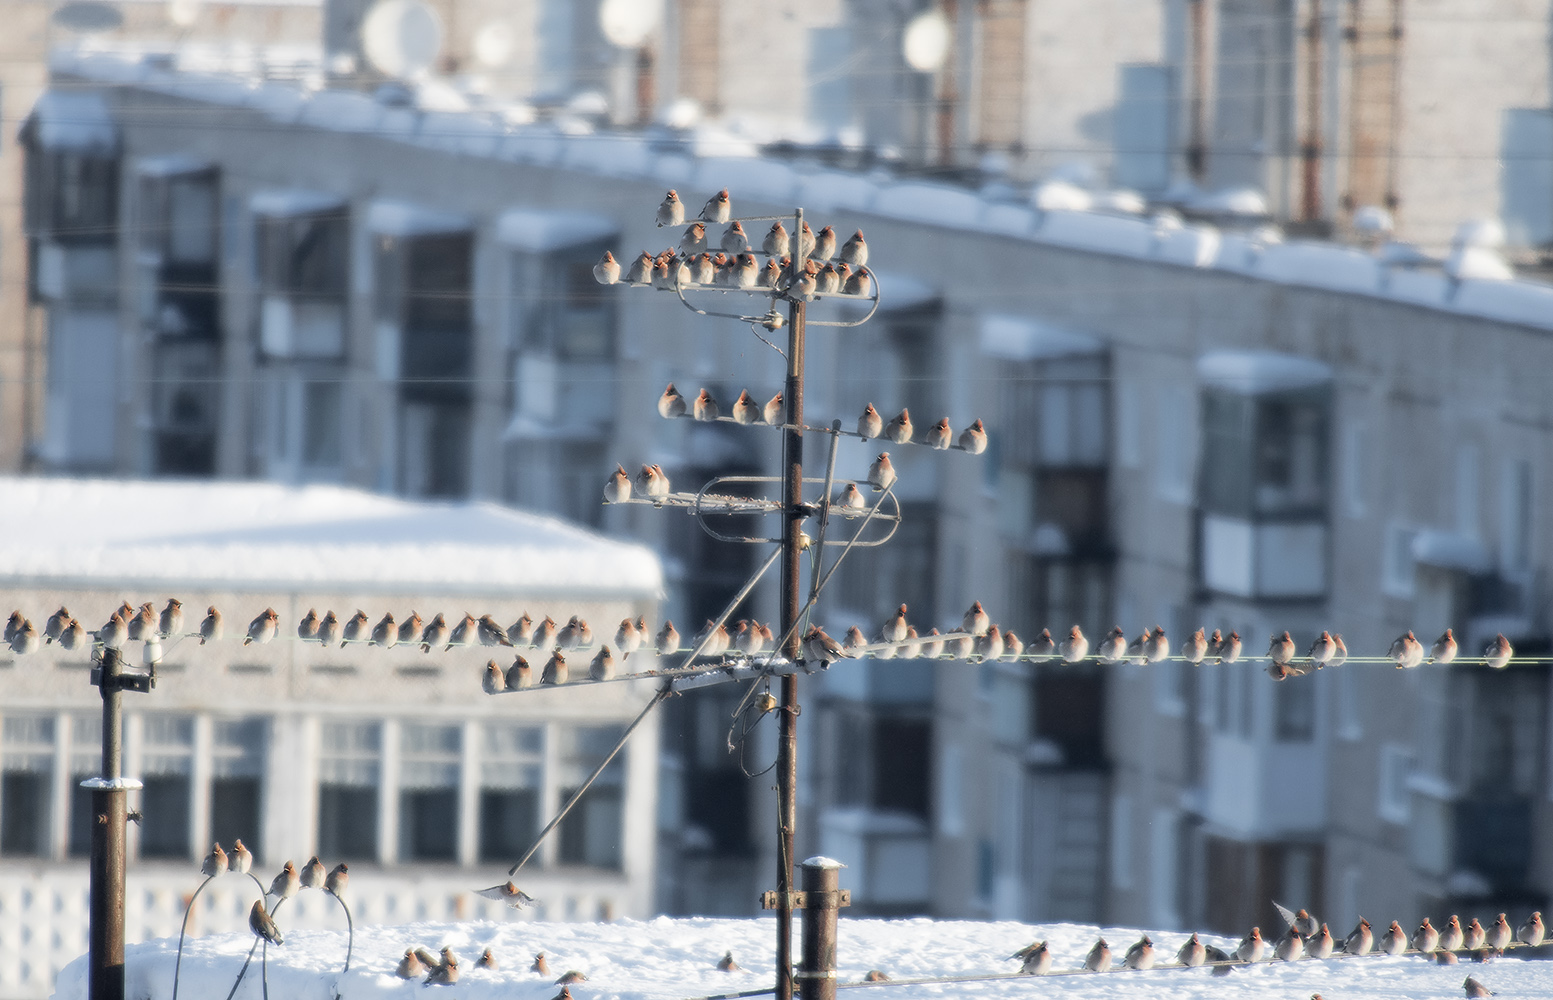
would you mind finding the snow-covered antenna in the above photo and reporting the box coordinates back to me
[51,0,124,33]
[360,0,443,79]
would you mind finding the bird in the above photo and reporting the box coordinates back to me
[974,625,1005,661]
[325,863,348,898]
[1235,927,1265,963]
[656,621,680,656]
[447,613,479,650]
[679,222,707,256]
[836,483,866,512]
[1275,928,1305,962]
[623,251,653,285]
[762,221,789,258]
[615,618,642,659]
[731,620,762,656]
[1058,625,1089,663]
[1083,938,1111,972]
[868,452,896,492]
[694,388,720,421]
[556,615,591,650]
[542,651,568,684]
[297,609,320,640]
[716,950,741,972]
[885,408,913,444]
[592,250,620,285]
[475,881,536,907]
[917,417,953,451]
[589,645,616,680]
[1440,915,1465,953]
[815,262,840,295]
[1124,935,1155,969]
[802,626,851,667]
[1379,920,1407,955]
[1144,626,1170,662]
[532,953,550,975]
[268,861,299,901]
[792,221,816,259]
[1432,629,1458,663]
[249,899,283,945]
[1180,628,1207,664]
[962,602,991,637]
[1330,633,1349,666]
[43,606,69,644]
[1098,627,1128,663]
[1175,933,1205,967]
[342,610,369,645]
[709,252,732,286]
[470,614,511,648]
[8,620,39,655]
[880,605,910,645]
[1125,630,1150,664]
[734,252,760,288]
[857,404,883,439]
[720,221,749,254]
[694,620,729,656]
[1273,901,1319,937]
[689,252,715,285]
[1390,630,1425,668]
[1487,913,1512,952]
[863,970,891,982]
[604,465,633,505]
[659,384,688,419]
[477,949,497,970]
[656,190,684,227]
[1267,631,1295,664]
[1484,633,1513,669]
[840,229,868,267]
[158,599,183,639]
[762,392,784,425]
[759,257,783,289]
[230,840,252,875]
[244,609,278,646]
[201,843,228,877]
[415,947,441,971]
[59,618,86,650]
[1203,945,1234,976]
[1267,661,1294,681]
[1217,631,1243,663]
[317,611,341,647]
[1307,923,1334,959]
[790,259,817,298]
[127,604,156,641]
[426,948,460,985]
[483,660,506,694]
[957,419,988,454]
[300,856,325,889]
[1027,628,1056,662]
[1016,941,1051,975]
[372,613,399,649]
[811,225,837,262]
[1518,911,1544,947]
[506,613,534,647]
[1465,977,1496,998]
[699,189,731,224]
[946,630,975,660]
[505,656,532,689]
[732,390,760,425]
[399,612,424,644]
[555,971,588,985]
[397,949,425,978]
[1465,918,1487,951]
[919,629,945,659]
[1308,631,1335,667]
[3,611,20,644]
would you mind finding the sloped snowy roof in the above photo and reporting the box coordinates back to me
[0,477,662,597]
[22,91,117,152]
[132,153,212,177]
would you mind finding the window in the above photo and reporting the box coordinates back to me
[399,723,460,861]
[1,715,55,857]
[1274,674,1315,741]
[139,715,193,858]
[138,169,218,265]
[557,725,625,869]
[1382,522,1419,598]
[302,381,342,467]
[1201,388,1328,518]
[211,719,265,857]
[480,724,542,863]
[319,721,380,861]
[1377,743,1413,825]
[1110,793,1132,888]
[1501,459,1533,571]
[69,714,102,856]
[25,149,118,240]
[257,208,348,299]
[1151,807,1179,927]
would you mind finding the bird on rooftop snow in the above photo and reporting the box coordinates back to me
[1235,927,1265,963]
[532,953,551,975]
[1465,976,1497,997]
[300,856,325,890]
[201,843,228,878]
[885,409,913,444]
[231,840,252,875]
[1124,936,1155,970]
[244,609,278,646]
[717,951,741,972]
[249,899,283,946]
[656,190,684,227]
[317,611,341,647]
[1484,634,1513,669]
[1306,923,1334,959]
[477,949,497,970]
[426,947,460,985]
[1275,928,1305,962]
[1176,933,1205,967]
[700,189,731,224]
[694,388,720,422]
[1083,938,1111,972]
[396,949,425,979]
[957,419,987,454]
[1519,911,1544,947]
[1379,921,1407,955]
[475,881,536,907]
[556,970,588,985]
[1015,941,1051,975]
[857,403,883,439]
[658,383,688,419]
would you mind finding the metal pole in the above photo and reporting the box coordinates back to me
[798,858,844,1000]
[775,207,807,1000]
[88,648,128,1000]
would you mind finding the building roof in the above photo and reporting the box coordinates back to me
[0,477,663,597]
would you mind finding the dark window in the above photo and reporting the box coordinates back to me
[399,723,460,862]
[25,149,119,240]
[69,714,102,857]
[1274,676,1315,741]
[873,717,930,818]
[257,210,349,299]
[0,774,49,856]
[479,723,542,863]
[1033,666,1106,767]
[211,719,265,857]
[510,246,617,361]
[318,721,380,861]
[139,715,193,858]
[556,725,625,870]
[1201,388,1328,518]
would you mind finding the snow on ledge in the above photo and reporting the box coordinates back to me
[251,188,347,217]
[367,199,470,237]
[496,209,618,253]
[980,314,1104,361]
[1197,350,1333,394]
[51,914,1553,1000]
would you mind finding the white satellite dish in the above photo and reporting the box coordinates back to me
[166,0,200,28]
[599,0,661,48]
[473,21,514,69]
[361,0,444,79]
[52,1,124,33]
[902,9,952,72]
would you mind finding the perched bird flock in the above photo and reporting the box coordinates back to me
[597,188,875,303]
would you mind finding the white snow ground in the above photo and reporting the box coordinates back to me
[51,916,1553,1000]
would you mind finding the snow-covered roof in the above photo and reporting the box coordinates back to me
[1196,350,1332,394]
[132,153,212,177]
[22,91,117,153]
[367,199,470,237]
[0,477,662,597]
[1411,529,1492,573]
[250,188,347,217]
[979,314,1104,361]
[495,208,618,253]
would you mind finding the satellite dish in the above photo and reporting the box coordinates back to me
[473,21,514,69]
[52,1,124,33]
[166,0,200,28]
[361,0,443,79]
[902,9,952,72]
[598,0,661,48]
